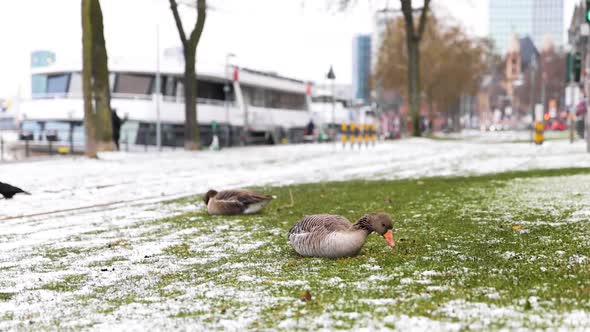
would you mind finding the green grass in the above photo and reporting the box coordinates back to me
[139,167,590,329]
[0,293,16,301]
[4,167,590,330]
[41,274,87,292]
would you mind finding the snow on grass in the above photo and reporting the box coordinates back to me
[1,138,589,222]
[1,138,590,330]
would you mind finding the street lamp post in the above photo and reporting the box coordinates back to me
[224,53,236,148]
[155,24,162,151]
[529,55,537,143]
[376,80,383,140]
[327,65,336,147]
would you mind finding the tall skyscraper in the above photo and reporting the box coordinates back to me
[489,0,563,54]
[352,34,372,103]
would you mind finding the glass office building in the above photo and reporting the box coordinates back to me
[352,34,372,103]
[489,0,563,54]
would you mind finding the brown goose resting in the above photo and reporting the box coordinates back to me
[203,189,273,215]
[288,213,395,258]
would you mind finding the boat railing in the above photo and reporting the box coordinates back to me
[30,93,229,106]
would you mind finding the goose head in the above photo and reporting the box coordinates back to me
[203,189,218,204]
[363,213,395,249]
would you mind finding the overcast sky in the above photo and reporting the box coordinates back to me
[0,0,578,98]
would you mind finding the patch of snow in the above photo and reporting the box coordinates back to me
[359,264,382,271]
[426,285,451,292]
[569,255,587,265]
[501,251,518,259]
[420,270,442,277]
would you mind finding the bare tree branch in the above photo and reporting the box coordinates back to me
[169,0,188,49]
[188,0,207,50]
[167,0,208,149]
[416,0,431,39]
[400,0,415,37]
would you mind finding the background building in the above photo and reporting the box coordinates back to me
[489,0,563,54]
[352,34,372,103]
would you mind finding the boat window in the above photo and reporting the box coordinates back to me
[115,73,154,95]
[175,78,185,98]
[109,73,115,92]
[31,75,47,96]
[243,86,306,110]
[47,74,70,94]
[250,87,265,107]
[45,121,71,141]
[0,118,16,130]
[265,90,280,108]
[69,72,82,96]
[164,76,176,96]
[21,121,42,133]
[280,91,306,110]
[158,76,167,95]
[197,80,225,101]
[72,123,85,146]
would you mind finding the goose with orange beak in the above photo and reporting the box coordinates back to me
[288,213,395,258]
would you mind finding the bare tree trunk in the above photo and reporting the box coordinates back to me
[169,0,207,150]
[408,42,420,136]
[400,0,430,137]
[82,0,113,157]
[82,0,97,158]
[91,0,113,150]
[184,48,199,150]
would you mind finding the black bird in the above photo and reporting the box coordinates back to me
[0,182,31,199]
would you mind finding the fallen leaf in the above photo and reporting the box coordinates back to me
[512,225,523,231]
[299,290,312,302]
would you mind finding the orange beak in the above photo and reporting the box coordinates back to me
[383,229,395,249]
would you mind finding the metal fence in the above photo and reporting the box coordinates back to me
[0,122,341,162]
[0,124,246,162]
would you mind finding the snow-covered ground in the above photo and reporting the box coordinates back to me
[1,136,590,330]
[1,138,589,240]
[434,128,571,142]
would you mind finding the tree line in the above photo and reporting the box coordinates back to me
[374,9,488,134]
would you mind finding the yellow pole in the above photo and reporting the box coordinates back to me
[341,123,348,148]
[350,123,356,148]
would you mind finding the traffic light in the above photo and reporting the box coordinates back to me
[566,53,582,83]
[586,0,590,23]
[574,53,582,82]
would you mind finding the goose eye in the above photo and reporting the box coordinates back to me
[381,223,385,227]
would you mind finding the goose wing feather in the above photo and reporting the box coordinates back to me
[209,199,245,215]
[288,214,351,237]
[216,189,272,205]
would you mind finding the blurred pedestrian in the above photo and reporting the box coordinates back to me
[306,119,315,134]
[111,109,127,150]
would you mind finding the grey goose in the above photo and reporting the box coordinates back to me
[288,213,395,258]
[204,189,273,215]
